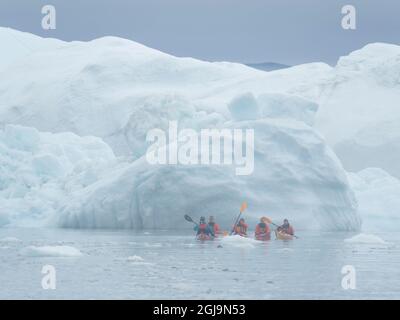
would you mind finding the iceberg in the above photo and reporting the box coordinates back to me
[20,245,83,257]
[0,124,116,226]
[348,168,400,231]
[58,117,361,231]
[315,43,400,178]
[2,28,387,231]
[344,233,387,245]
[0,27,330,157]
[228,92,318,126]
[5,29,400,181]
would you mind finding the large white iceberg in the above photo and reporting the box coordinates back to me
[315,43,400,178]
[0,27,63,71]
[57,117,360,231]
[2,29,400,182]
[0,27,330,157]
[0,124,116,226]
[228,92,318,126]
[0,120,361,231]
[348,168,400,231]
[4,28,397,231]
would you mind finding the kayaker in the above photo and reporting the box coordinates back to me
[233,218,248,237]
[194,216,214,238]
[208,216,221,236]
[255,217,271,241]
[277,219,294,236]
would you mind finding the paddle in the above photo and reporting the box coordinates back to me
[264,217,299,239]
[230,202,248,235]
[184,214,197,226]
[184,214,215,237]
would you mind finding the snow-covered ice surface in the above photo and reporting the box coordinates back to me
[20,245,83,257]
[0,121,361,231]
[1,228,400,299]
[0,124,116,227]
[220,235,260,248]
[2,29,400,180]
[315,43,400,178]
[344,233,388,245]
[0,34,361,232]
[4,28,400,232]
[348,168,400,231]
[57,118,360,231]
[0,236,22,243]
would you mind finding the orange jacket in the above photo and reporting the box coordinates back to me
[280,225,294,235]
[234,223,248,236]
[196,223,213,236]
[255,223,270,235]
[212,223,220,235]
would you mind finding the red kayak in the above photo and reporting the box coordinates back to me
[255,233,271,241]
[196,234,214,241]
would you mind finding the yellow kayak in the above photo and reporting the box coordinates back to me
[275,230,294,240]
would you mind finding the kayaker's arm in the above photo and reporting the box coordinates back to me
[207,226,215,237]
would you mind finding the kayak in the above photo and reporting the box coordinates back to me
[196,234,214,241]
[255,233,271,241]
[275,230,293,240]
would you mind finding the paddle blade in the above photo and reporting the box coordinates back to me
[184,214,194,223]
[240,202,248,213]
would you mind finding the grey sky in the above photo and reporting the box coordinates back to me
[0,0,399,65]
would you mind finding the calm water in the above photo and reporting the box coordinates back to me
[0,228,399,299]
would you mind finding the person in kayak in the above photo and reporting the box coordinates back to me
[277,219,294,236]
[233,218,248,237]
[255,217,271,240]
[194,216,214,238]
[208,216,221,236]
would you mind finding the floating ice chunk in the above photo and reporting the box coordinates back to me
[127,255,145,262]
[0,237,22,243]
[220,235,259,248]
[126,255,155,266]
[344,233,387,245]
[277,248,294,253]
[143,243,163,248]
[20,245,83,257]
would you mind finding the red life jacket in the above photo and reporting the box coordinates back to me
[198,223,208,234]
[255,223,270,235]
[234,223,248,236]
[281,225,294,235]
[255,223,270,240]
[209,223,220,235]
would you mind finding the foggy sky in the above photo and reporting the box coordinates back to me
[1,0,399,65]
